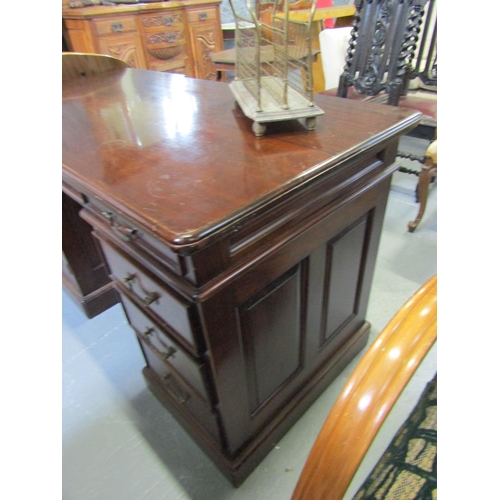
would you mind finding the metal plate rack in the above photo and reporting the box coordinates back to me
[228,0,324,136]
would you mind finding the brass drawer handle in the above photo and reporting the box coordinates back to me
[162,345,177,361]
[141,328,177,359]
[163,373,189,404]
[199,12,207,21]
[111,22,124,32]
[102,212,139,241]
[123,273,160,307]
[141,327,176,358]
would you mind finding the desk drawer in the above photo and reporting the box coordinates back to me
[94,16,137,37]
[138,335,221,443]
[86,199,185,277]
[97,235,205,356]
[120,291,215,405]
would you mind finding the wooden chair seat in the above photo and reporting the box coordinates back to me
[321,87,437,127]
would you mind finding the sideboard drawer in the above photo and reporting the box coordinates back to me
[141,11,184,30]
[186,7,217,24]
[120,291,216,405]
[143,28,187,62]
[94,16,137,37]
[97,236,205,356]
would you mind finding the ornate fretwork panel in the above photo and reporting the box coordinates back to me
[142,13,184,28]
[412,0,437,88]
[338,0,426,105]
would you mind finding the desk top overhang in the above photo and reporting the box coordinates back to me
[62,69,420,250]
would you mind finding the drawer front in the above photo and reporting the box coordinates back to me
[143,29,187,62]
[138,334,221,443]
[141,11,184,31]
[120,291,215,405]
[97,235,205,356]
[88,198,185,277]
[186,7,217,24]
[94,16,137,37]
[141,10,187,64]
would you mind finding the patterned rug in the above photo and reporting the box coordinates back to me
[353,375,437,500]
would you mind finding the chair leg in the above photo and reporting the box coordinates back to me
[408,158,437,232]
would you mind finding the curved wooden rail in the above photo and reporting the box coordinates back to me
[292,275,437,500]
[62,52,129,81]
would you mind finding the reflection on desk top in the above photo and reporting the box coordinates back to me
[62,69,420,248]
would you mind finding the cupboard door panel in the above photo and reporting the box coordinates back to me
[98,33,146,69]
[322,216,368,343]
[238,264,304,414]
[189,21,223,80]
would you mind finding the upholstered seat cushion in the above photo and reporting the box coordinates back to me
[320,87,437,127]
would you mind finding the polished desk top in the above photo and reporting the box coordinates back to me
[62,69,420,249]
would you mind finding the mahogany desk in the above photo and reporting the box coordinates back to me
[62,69,420,485]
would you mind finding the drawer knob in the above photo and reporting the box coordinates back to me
[111,22,124,32]
[164,16,173,26]
[199,12,207,21]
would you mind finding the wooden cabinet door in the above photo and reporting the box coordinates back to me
[199,179,390,456]
[186,8,223,80]
[98,33,146,69]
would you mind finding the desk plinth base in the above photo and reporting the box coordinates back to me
[142,321,370,487]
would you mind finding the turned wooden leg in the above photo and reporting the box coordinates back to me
[408,159,436,232]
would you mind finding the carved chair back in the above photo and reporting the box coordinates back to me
[412,0,436,89]
[338,0,427,105]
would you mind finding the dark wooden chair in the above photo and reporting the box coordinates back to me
[292,274,437,500]
[321,0,437,231]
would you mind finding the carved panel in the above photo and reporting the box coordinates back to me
[190,22,220,80]
[145,30,186,60]
[98,33,145,68]
[146,31,186,45]
[142,13,184,29]
[339,0,426,104]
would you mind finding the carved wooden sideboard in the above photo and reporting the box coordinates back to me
[62,0,224,80]
[62,69,421,485]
